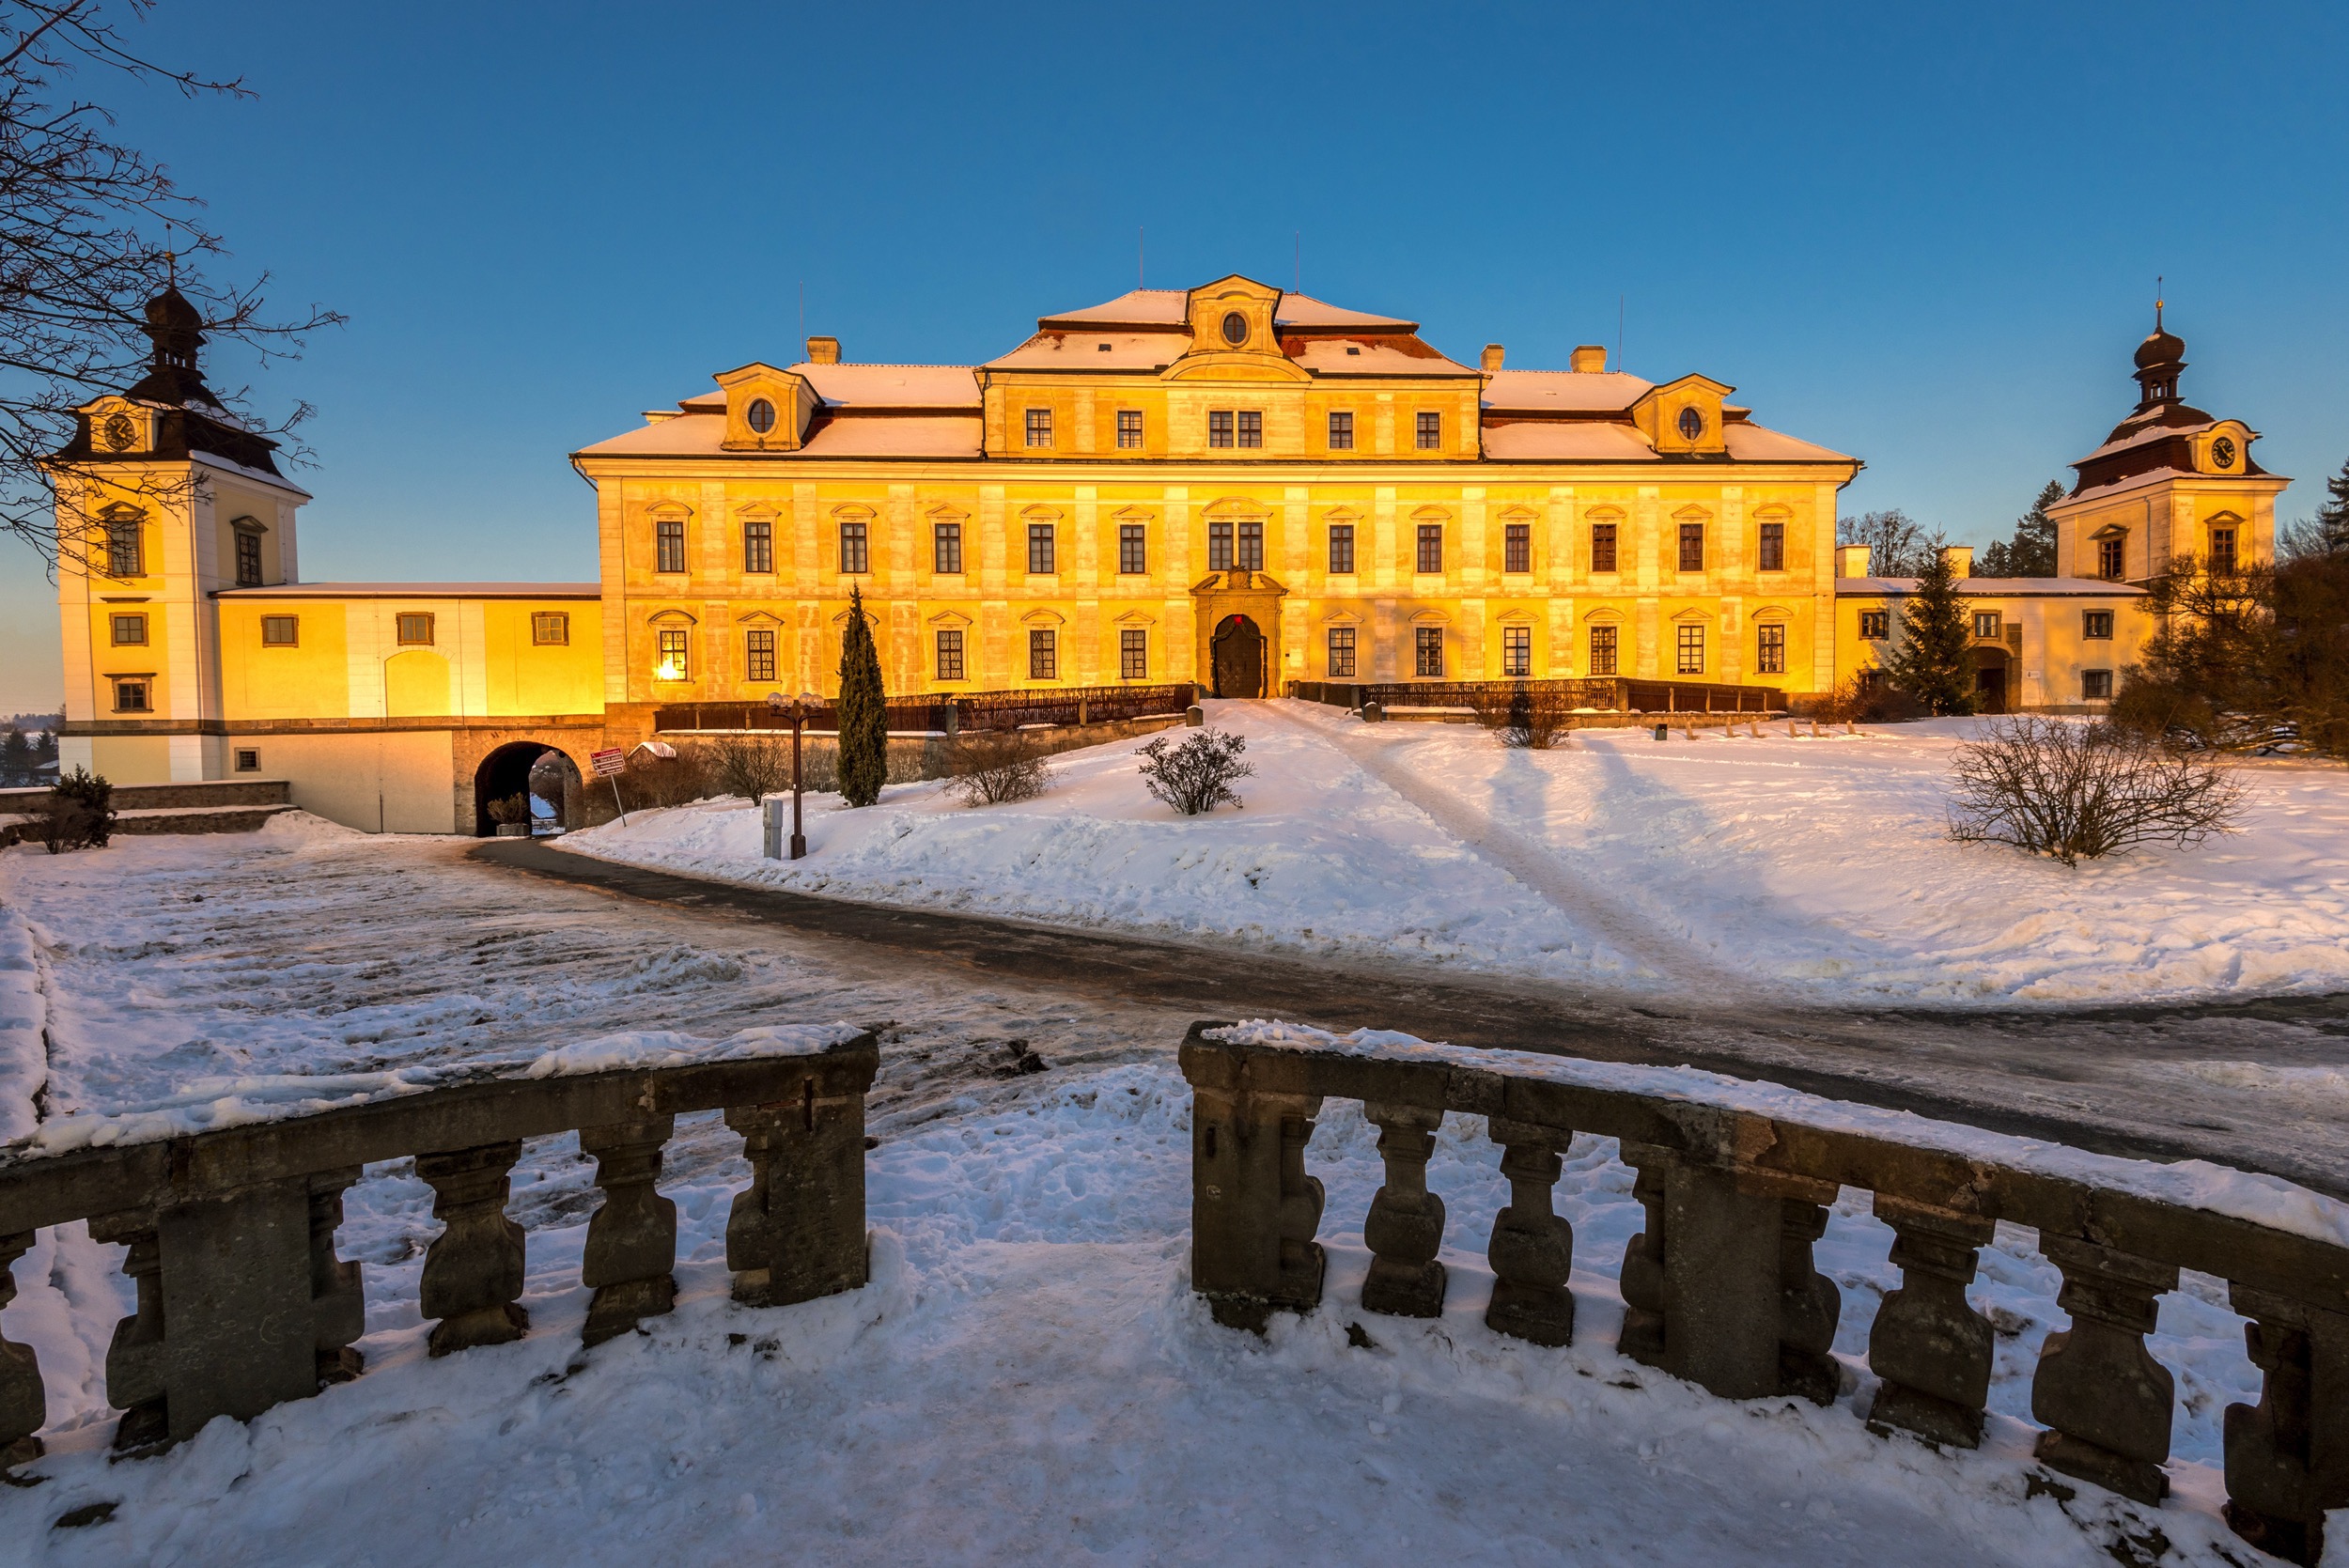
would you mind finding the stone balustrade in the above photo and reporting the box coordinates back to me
[1181,1023,2349,1565]
[0,1032,878,1459]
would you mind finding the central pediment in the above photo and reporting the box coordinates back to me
[1168,275,1307,380]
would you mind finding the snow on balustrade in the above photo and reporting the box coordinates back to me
[1184,1020,2349,1564]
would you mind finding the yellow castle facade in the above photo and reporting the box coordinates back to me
[50,277,2282,834]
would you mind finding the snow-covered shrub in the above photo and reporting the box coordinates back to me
[34,766,113,853]
[1946,718,2244,866]
[1475,683,1574,749]
[704,732,792,803]
[1136,728,1252,815]
[945,730,1050,807]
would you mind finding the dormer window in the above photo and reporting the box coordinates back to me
[1221,311,1248,346]
[1415,411,1441,450]
[745,398,777,435]
[1678,406,1705,441]
[1025,408,1053,447]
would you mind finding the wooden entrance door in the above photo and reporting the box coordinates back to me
[1211,614,1265,698]
[1974,660,2008,715]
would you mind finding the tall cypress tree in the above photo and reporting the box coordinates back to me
[1882,542,1975,715]
[836,585,887,807]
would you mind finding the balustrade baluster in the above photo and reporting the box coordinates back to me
[1658,1158,1783,1399]
[1484,1119,1573,1347]
[1360,1102,1446,1319]
[1186,1069,1324,1331]
[1272,1100,1327,1314]
[724,1071,872,1310]
[2222,1283,2349,1565]
[416,1142,530,1356]
[1776,1188,1843,1406]
[309,1169,366,1385]
[1616,1141,1670,1368]
[580,1117,678,1346]
[2030,1235,2178,1504]
[0,1231,42,1466]
[1865,1197,1996,1448]
[88,1211,167,1450]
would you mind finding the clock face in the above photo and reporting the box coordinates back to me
[2210,436,2236,469]
[1221,311,1248,347]
[101,412,136,451]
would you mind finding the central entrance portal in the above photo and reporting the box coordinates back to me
[1211,614,1266,698]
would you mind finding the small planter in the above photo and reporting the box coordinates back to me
[493,823,531,837]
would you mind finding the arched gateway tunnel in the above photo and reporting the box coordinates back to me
[471,740,584,836]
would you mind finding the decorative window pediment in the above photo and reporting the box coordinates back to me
[1320,609,1364,626]
[1410,505,1453,522]
[1205,496,1268,518]
[1019,608,1066,627]
[648,608,698,626]
[1112,505,1157,522]
[1020,504,1063,522]
[1497,505,1539,522]
[737,610,782,627]
[1750,604,1793,623]
[832,503,876,521]
[926,503,969,521]
[1580,607,1626,625]
[228,514,268,536]
[1672,505,1714,522]
[1408,608,1451,626]
[926,609,972,629]
[1321,505,1361,523]
[1112,609,1157,626]
[1497,608,1538,624]
[1670,607,1715,624]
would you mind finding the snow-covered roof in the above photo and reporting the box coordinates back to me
[1834,576,2145,598]
[1481,369,1654,411]
[1033,287,1416,333]
[1272,293,1415,331]
[579,411,983,460]
[215,582,600,599]
[983,333,1181,372]
[2077,415,2217,466]
[1287,338,1476,376]
[1721,425,1856,463]
[2063,468,2195,506]
[1482,423,1658,461]
[675,364,979,412]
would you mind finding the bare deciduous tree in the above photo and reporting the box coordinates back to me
[944,729,1051,806]
[703,732,791,803]
[0,1,339,571]
[1946,718,2245,866]
[1473,683,1575,749]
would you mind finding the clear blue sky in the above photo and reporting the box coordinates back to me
[7,0,2347,712]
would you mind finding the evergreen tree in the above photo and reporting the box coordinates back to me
[0,728,29,787]
[835,585,887,807]
[2280,453,2349,558]
[1980,480,2063,577]
[1881,538,1975,715]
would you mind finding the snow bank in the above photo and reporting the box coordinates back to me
[1210,1019,2349,1249]
[521,1022,863,1078]
[0,898,45,1141]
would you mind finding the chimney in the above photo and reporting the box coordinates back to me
[1940,544,1974,578]
[1835,545,1872,579]
[1481,343,1505,373]
[805,336,840,365]
[1569,344,1608,373]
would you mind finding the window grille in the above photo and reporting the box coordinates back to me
[1676,623,1704,675]
[1327,627,1357,677]
[235,531,263,587]
[1119,523,1146,575]
[112,677,150,713]
[743,518,773,573]
[110,613,146,646]
[397,613,435,646]
[1416,524,1443,575]
[1236,411,1262,448]
[936,629,965,681]
[1208,520,1234,572]
[1119,629,1148,679]
[1504,522,1531,574]
[934,521,963,574]
[1025,408,1052,447]
[1758,520,1785,572]
[746,629,776,683]
[656,628,689,679]
[2083,610,2113,639]
[2083,669,2114,701]
[1756,624,1786,675]
[1208,411,1235,448]
[1328,411,1353,450]
[1590,520,1618,573]
[655,517,686,573]
[261,615,298,646]
[1028,628,1057,680]
[533,613,569,645]
[1859,610,1890,640]
[1236,520,1264,571]
[1678,522,1705,573]
[1116,410,1143,449]
[1327,523,1355,575]
[1589,625,1618,675]
[1414,626,1444,677]
[1501,625,1532,677]
[235,749,259,772]
[106,516,143,578]
[1415,411,1441,449]
[1027,523,1055,575]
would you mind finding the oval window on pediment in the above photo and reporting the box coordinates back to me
[1221,311,1249,347]
[746,398,777,434]
[1677,406,1705,441]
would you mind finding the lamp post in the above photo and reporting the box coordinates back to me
[765,689,821,860]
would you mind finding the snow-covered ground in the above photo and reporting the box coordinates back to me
[568,700,2349,1007]
[0,822,2319,1563]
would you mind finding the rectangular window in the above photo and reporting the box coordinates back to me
[2097,534,2125,581]
[1758,520,1785,573]
[2083,669,2114,701]
[1859,610,1890,641]
[1116,410,1143,450]
[2209,526,2237,575]
[1676,623,1705,675]
[110,613,147,646]
[1590,520,1618,573]
[934,520,963,575]
[1236,520,1263,571]
[655,517,686,573]
[743,518,773,573]
[1589,625,1619,675]
[1756,623,1786,675]
[2083,610,2113,639]
[1972,611,2001,641]
[656,628,689,680]
[745,629,776,683]
[397,613,435,646]
[1118,523,1146,575]
[1414,626,1445,677]
[1027,523,1056,575]
[107,517,143,578]
[533,612,569,645]
[1327,626,1357,677]
[261,614,299,646]
[1327,523,1356,575]
[1416,524,1443,575]
[936,629,965,681]
[1504,522,1532,575]
[1501,624,1532,677]
[1208,411,1235,448]
[1119,629,1148,680]
[1236,411,1263,449]
[235,530,263,587]
[1028,628,1057,680]
[112,677,150,713]
[1208,520,1234,572]
[1415,411,1441,450]
[1025,408,1052,447]
[235,748,259,772]
[1327,411,1353,450]
[1678,522,1705,573]
[839,520,869,576]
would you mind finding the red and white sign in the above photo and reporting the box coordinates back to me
[590,748,627,778]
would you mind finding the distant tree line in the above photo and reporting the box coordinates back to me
[1,726,59,786]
